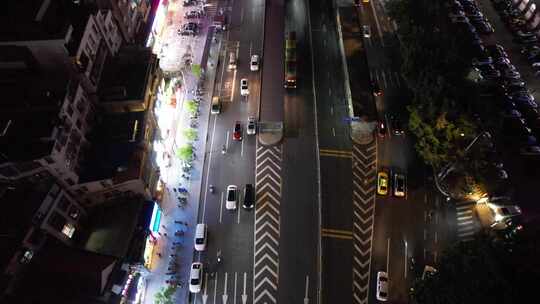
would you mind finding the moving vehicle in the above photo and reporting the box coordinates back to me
[240,78,249,96]
[211,96,221,114]
[243,184,255,209]
[194,223,207,251]
[250,54,260,71]
[393,173,406,197]
[390,116,404,135]
[247,117,256,135]
[371,80,382,96]
[228,51,237,70]
[233,122,242,140]
[377,171,389,196]
[189,262,203,293]
[376,271,389,301]
[284,31,297,88]
[362,25,371,38]
[226,185,238,210]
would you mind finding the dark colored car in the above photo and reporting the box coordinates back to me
[233,121,242,141]
[390,116,404,136]
[243,184,255,209]
[371,80,383,96]
[377,119,387,138]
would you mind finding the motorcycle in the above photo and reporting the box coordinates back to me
[221,145,226,154]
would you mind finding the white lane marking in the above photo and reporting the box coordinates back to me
[237,199,241,224]
[219,191,224,223]
[370,1,385,47]
[234,272,238,304]
[329,87,332,96]
[381,70,388,88]
[242,272,248,304]
[386,238,391,273]
[222,272,229,304]
[304,275,310,304]
[424,229,427,241]
[241,135,245,157]
[231,68,238,101]
[241,7,244,23]
[226,131,230,150]
[202,115,218,220]
[250,41,253,57]
[332,127,336,137]
[330,106,334,115]
[404,239,408,278]
[434,231,438,244]
[202,273,209,304]
[213,272,219,304]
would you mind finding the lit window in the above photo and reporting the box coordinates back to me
[62,223,76,238]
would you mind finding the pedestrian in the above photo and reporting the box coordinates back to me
[158,232,162,236]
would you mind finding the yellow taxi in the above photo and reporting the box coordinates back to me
[377,171,389,196]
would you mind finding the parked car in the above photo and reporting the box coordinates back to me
[472,55,493,66]
[189,262,203,293]
[377,119,387,138]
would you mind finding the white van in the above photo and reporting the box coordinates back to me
[228,52,237,70]
[194,223,207,251]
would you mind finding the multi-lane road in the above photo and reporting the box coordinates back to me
[192,0,468,303]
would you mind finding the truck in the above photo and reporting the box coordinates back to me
[284,31,297,89]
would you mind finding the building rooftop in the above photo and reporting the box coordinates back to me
[78,111,147,183]
[81,197,144,258]
[0,1,94,56]
[98,46,156,102]
[0,175,55,289]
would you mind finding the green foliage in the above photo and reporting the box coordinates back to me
[154,285,176,304]
[182,128,197,141]
[191,64,202,78]
[410,233,540,304]
[184,100,198,114]
[176,144,194,161]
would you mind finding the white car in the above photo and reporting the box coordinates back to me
[189,262,203,293]
[362,25,371,38]
[376,271,389,301]
[247,117,256,135]
[250,54,260,71]
[226,185,237,210]
[194,223,207,251]
[240,78,249,96]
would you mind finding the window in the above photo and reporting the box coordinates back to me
[48,212,66,231]
[65,178,75,186]
[68,205,80,220]
[57,196,71,211]
[61,223,76,238]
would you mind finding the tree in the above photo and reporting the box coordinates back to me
[412,236,512,304]
[191,63,202,78]
[182,128,197,141]
[184,100,198,114]
[154,285,176,304]
[176,144,194,161]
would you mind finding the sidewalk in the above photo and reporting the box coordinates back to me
[143,0,222,303]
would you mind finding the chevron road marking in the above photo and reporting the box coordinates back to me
[351,141,377,304]
[254,144,282,304]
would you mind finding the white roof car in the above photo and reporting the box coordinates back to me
[376,271,389,301]
[362,25,371,38]
[240,78,249,96]
[250,54,260,71]
[226,185,237,210]
[189,262,203,293]
[194,223,207,251]
[247,117,256,135]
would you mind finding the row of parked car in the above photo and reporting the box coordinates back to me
[493,0,540,45]
[447,0,495,34]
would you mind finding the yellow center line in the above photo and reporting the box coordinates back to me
[321,232,353,240]
[319,149,352,155]
[322,228,353,236]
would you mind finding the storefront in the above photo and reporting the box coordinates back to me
[146,0,168,53]
[117,269,147,304]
